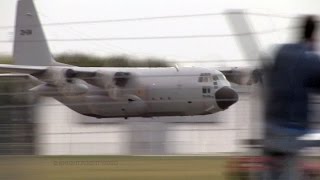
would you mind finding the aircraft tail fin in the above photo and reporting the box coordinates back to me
[13,0,59,66]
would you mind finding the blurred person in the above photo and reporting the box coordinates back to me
[263,16,320,180]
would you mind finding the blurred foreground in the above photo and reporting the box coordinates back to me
[0,156,226,180]
[1,156,319,180]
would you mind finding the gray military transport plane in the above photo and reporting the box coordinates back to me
[0,0,240,119]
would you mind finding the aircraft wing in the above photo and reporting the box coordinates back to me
[0,73,42,85]
[0,64,47,74]
[218,67,263,85]
[0,65,133,88]
[0,73,33,78]
[0,64,97,77]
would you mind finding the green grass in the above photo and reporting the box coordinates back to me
[0,55,12,64]
[0,156,227,180]
[1,155,319,179]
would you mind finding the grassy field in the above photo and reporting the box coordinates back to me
[0,156,227,180]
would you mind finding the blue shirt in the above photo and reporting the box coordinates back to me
[265,43,320,131]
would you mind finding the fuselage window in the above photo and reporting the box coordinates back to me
[202,87,211,94]
[203,87,207,94]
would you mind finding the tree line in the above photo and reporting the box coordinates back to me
[0,53,171,67]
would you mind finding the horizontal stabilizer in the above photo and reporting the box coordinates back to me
[0,73,42,85]
[0,64,47,74]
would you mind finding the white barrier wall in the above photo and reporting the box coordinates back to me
[36,89,256,155]
[36,98,129,155]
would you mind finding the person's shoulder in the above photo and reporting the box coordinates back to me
[302,49,320,68]
[305,51,320,61]
[273,43,298,55]
[280,43,301,50]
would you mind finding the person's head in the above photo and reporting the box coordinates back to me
[300,15,318,47]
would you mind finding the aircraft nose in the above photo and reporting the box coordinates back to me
[215,86,238,110]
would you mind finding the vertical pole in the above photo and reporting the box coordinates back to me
[225,10,261,67]
[225,10,265,179]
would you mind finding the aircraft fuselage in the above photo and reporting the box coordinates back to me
[49,66,237,118]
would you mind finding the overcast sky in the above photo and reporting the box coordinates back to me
[0,0,319,66]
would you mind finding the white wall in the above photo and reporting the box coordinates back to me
[36,98,129,155]
[35,88,257,155]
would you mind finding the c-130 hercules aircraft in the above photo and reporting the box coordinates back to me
[0,0,242,119]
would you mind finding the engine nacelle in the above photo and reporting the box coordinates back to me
[36,67,88,96]
[29,84,59,96]
[39,67,76,86]
[59,80,88,96]
[86,70,132,99]
[30,81,88,96]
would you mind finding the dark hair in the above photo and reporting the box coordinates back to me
[301,15,317,41]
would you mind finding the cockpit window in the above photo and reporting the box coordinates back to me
[212,74,226,81]
[218,74,226,80]
[198,73,212,83]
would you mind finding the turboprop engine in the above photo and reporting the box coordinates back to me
[30,67,89,96]
[84,70,132,99]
